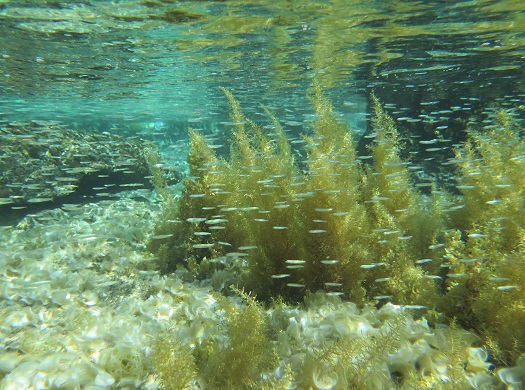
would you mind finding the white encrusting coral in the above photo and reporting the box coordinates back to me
[0,193,223,389]
[268,292,494,389]
[0,190,516,388]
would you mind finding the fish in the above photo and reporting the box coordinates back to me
[192,243,214,249]
[321,260,339,265]
[186,217,206,223]
[272,274,290,279]
[285,260,305,265]
[287,283,305,288]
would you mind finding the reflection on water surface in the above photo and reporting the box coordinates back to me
[0,0,523,132]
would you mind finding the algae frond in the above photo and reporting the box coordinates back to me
[151,86,525,367]
[151,85,442,306]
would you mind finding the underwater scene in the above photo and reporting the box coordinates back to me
[1,0,525,388]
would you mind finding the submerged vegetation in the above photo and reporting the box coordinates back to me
[151,85,442,305]
[1,0,525,388]
[149,84,525,384]
[2,86,524,388]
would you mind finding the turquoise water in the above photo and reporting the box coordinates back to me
[1,0,523,136]
[2,1,525,389]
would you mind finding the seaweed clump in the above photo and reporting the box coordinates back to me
[150,85,442,306]
[197,289,284,389]
[151,337,197,390]
[151,85,525,367]
[435,109,525,366]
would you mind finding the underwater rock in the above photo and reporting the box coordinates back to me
[0,120,180,224]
